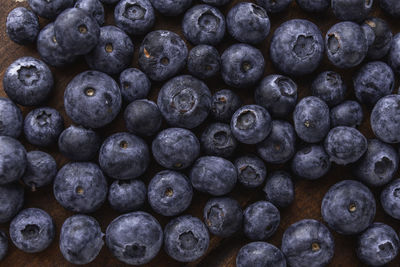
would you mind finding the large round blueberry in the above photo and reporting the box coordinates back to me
[149,0,192,16]
[371,95,400,143]
[60,215,104,265]
[380,0,400,18]
[106,212,163,265]
[22,151,57,190]
[201,123,237,158]
[99,132,150,180]
[28,0,73,19]
[263,171,294,209]
[6,7,39,45]
[321,180,376,235]
[124,99,162,137]
[0,183,24,223]
[237,242,286,267]
[187,45,221,80]
[311,71,346,107]
[0,136,27,185]
[0,97,23,138]
[114,0,155,35]
[64,70,122,129]
[330,100,364,128]
[295,0,330,12]
[381,179,400,220]
[331,0,372,22]
[75,0,105,26]
[210,89,242,123]
[291,145,331,180]
[388,34,400,74]
[53,162,108,213]
[256,0,292,13]
[108,179,146,213]
[0,231,7,261]
[234,155,267,188]
[362,17,393,60]
[119,68,151,103]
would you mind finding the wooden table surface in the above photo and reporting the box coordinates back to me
[1,0,399,266]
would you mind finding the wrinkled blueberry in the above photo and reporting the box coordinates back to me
[330,100,364,128]
[311,71,346,107]
[6,7,39,45]
[201,123,237,158]
[237,242,286,267]
[234,155,267,188]
[119,68,151,103]
[187,45,220,80]
[75,0,105,25]
[210,89,242,123]
[108,179,146,213]
[124,99,162,137]
[380,179,400,220]
[0,183,24,223]
[0,97,23,138]
[263,171,294,209]
[0,136,27,185]
[22,151,57,190]
[114,0,155,35]
[28,0,73,19]
[291,145,331,180]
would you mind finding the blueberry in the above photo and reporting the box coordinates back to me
[3,57,53,106]
[361,17,393,60]
[210,89,242,123]
[157,75,211,129]
[75,0,105,25]
[380,178,400,220]
[243,201,280,241]
[330,100,364,128]
[58,125,101,161]
[234,155,267,188]
[325,21,368,68]
[114,0,155,35]
[311,71,346,107]
[257,120,296,164]
[263,171,294,209]
[221,44,265,88]
[388,34,400,74]
[108,179,146,212]
[106,212,163,265]
[22,151,57,190]
[321,180,376,235]
[119,68,151,103]
[331,0,372,22]
[255,75,298,118]
[281,219,334,267]
[85,26,134,75]
[201,123,237,158]
[124,99,162,137]
[64,70,122,128]
[164,215,209,262]
[270,19,324,76]
[0,97,23,138]
[24,107,64,147]
[371,95,400,143]
[152,128,200,170]
[203,197,242,237]
[357,223,399,266]
[187,45,221,80]
[6,7,39,45]
[236,242,286,267]
[99,132,150,179]
[227,3,270,45]
[149,0,192,16]
[0,183,24,223]
[148,170,193,216]
[295,0,330,12]
[0,136,27,185]
[293,96,330,143]
[54,8,100,56]
[201,0,230,6]
[380,0,400,18]
[28,0,73,19]
[291,145,331,180]
[190,156,237,196]
[231,105,272,144]
[60,215,104,265]
[0,231,7,261]
[139,30,188,82]
[53,162,108,213]
[255,0,292,13]
[10,208,55,253]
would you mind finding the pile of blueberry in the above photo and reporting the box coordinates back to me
[1,0,400,265]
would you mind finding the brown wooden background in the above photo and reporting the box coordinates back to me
[1,0,399,266]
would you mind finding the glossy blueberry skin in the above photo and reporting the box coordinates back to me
[293,96,330,143]
[210,89,242,123]
[187,45,221,80]
[330,100,363,128]
[64,70,122,129]
[231,105,272,145]
[28,0,73,19]
[75,0,105,25]
[152,128,200,170]
[119,68,151,103]
[227,3,270,45]
[108,179,146,212]
[257,120,296,164]
[388,34,400,74]
[234,155,267,188]
[291,145,331,180]
[281,219,334,267]
[85,26,134,75]
[362,17,392,60]
[270,19,324,76]
[0,183,24,223]
[380,0,400,18]
[243,201,280,241]
[0,98,22,138]
[263,171,294,209]
[6,7,39,45]
[164,215,209,262]
[203,197,242,237]
[10,208,55,253]
[158,75,211,129]
[114,0,155,35]
[3,57,53,106]
[60,215,104,265]
[124,100,162,137]
[0,136,27,185]
[331,0,372,22]
[201,123,237,158]
[58,125,101,162]
[256,0,292,13]
[321,180,376,235]
[371,95,400,143]
[311,71,346,107]
[295,0,329,12]
[106,212,163,265]
[0,231,7,261]
[381,179,400,220]
[99,132,150,180]
[22,151,57,189]
[255,75,297,118]
[237,242,286,267]
[325,21,368,68]
[190,156,237,196]
[150,0,192,16]
[53,162,108,213]
[221,44,265,89]
[24,107,64,147]
[148,170,193,216]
